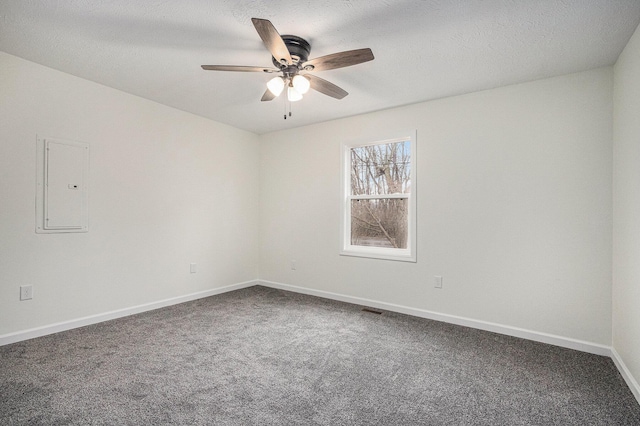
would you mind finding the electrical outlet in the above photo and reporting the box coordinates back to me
[190,263,197,273]
[434,276,443,289]
[20,285,33,301]
[290,260,297,271]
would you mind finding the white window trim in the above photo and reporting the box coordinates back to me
[340,130,417,262]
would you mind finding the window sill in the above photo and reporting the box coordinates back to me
[340,247,416,263]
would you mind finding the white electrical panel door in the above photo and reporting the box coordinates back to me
[36,137,89,233]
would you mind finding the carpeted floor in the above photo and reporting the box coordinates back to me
[1,285,639,425]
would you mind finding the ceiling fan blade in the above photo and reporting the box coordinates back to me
[306,74,348,99]
[201,65,279,73]
[251,18,292,66]
[302,48,374,72]
[261,89,277,102]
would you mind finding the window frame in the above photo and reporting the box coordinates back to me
[340,130,417,262]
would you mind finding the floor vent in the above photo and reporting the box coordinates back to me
[361,307,383,315]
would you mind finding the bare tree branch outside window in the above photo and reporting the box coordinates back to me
[350,141,411,248]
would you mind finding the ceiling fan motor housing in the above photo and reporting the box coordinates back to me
[272,35,311,67]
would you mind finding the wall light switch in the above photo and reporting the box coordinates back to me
[434,276,443,289]
[190,263,197,273]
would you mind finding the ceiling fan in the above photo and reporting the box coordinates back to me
[201,18,374,104]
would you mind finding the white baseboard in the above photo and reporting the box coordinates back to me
[0,280,258,347]
[610,348,640,405]
[259,280,640,403]
[258,279,612,357]
[4,278,637,406]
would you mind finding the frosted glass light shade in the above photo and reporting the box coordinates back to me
[287,86,303,102]
[292,75,310,94]
[267,77,285,96]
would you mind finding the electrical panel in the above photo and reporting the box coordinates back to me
[36,137,89,233]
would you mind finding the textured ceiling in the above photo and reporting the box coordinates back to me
[1,1,639,134]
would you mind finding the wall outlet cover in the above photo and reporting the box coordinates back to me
[20,285,33,300]
[434,276,443,289]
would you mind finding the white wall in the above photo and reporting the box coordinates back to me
[2,39,636,395]
[0,50,619,354]
[0,52,260,336]
[613,22,640,394]
[259,67,613,346]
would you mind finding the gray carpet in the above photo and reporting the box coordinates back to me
[1,286,639,425]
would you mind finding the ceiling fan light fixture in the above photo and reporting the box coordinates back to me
[201,18,375,106]
[266,76,285,96]
[287,86,303,102]
[292,75,310,94]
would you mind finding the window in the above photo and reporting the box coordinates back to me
[341,131,416,262]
